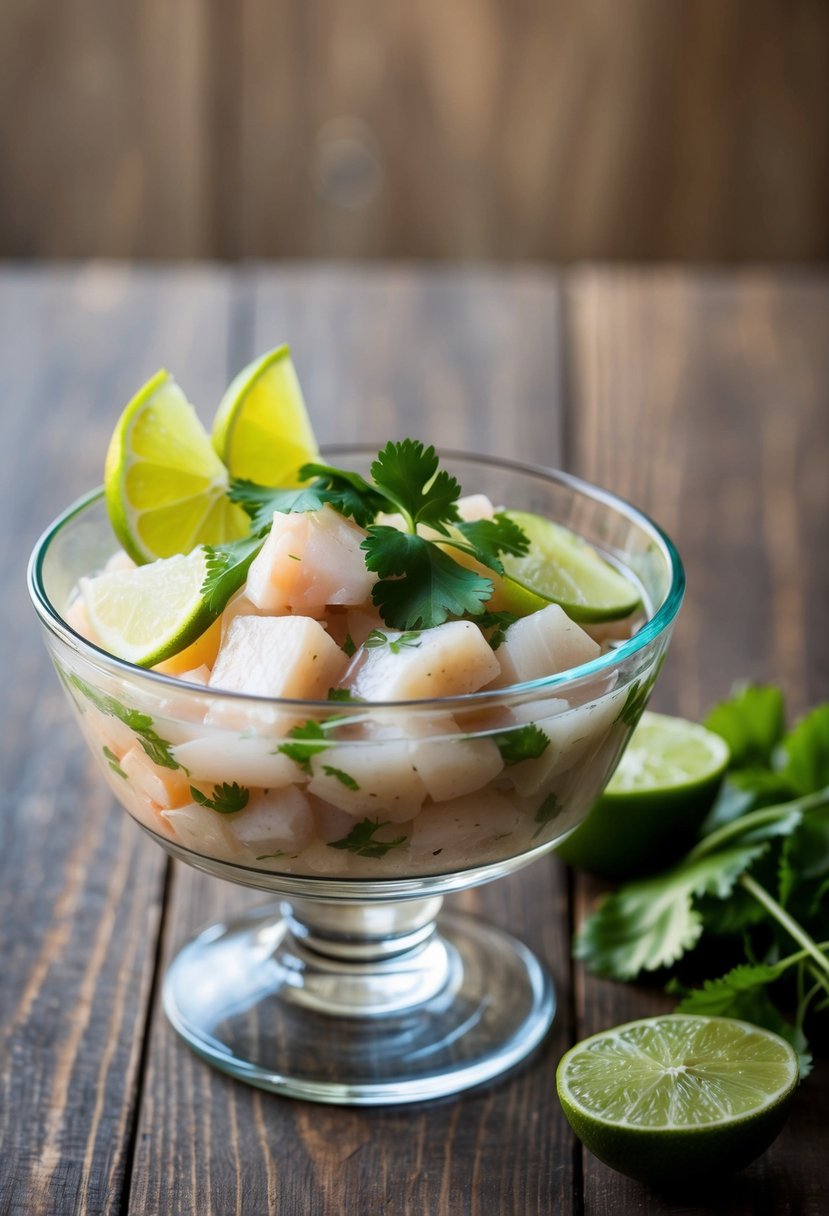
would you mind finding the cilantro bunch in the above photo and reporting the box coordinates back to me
[203,440,529,630]
[575,686,829,1074]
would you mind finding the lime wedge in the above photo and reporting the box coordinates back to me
[80,547,214,667]
[105,370,249,564]
[212,345,319,485]
[556,711,729,879]
[557,1015,798,1186]
[498,510,641,622]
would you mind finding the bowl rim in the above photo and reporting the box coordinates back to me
[27,446,685,711]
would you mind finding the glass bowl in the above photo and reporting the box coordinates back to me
[28,449,684,1104]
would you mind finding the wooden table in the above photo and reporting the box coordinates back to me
[2,264,828,1215]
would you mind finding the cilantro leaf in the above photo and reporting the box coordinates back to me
[103,746,126,779]
[705,684,785,769]
[533,792,563,838]
[321,765,360,790]
[779,705,829,796]
[328,818,408,858]
[276,721,331,773]
[574,844,768,979]
[449,513,530,574]
[298,461,386,528]
[327,688,361,702]
[69,676,180,770]
[370,440,461,533]
[363,628,422,654]
[201,534,266,616]
[191,782,250,814]
[229,479,331,533]
[493,723,550,767]
[475,610,519,649]
[342,633,357,658]
[363,527,493,629]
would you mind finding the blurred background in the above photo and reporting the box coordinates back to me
[1,0,827,263]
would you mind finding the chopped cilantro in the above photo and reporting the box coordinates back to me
[342,633,357,657]
[322,765,360,790]
[191,782,250,814]
[328,818,408,858]
[364,628,422,654]
[102,746,126,779]
[493,723,550,767]
[533,792,563,838]
[69,675,180,770]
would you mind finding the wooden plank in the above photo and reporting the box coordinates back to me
[0,2,207,257]
[235,0,829,261]
[0,267,232,1214]
[565,269,829,1214]
[127,266,575,1216]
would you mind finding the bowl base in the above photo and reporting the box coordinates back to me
[162,902,555,1105]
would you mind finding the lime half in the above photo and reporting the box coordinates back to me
[105,370,249,564]
[212,345,318,485]
[556,711,729,879]
[498,510,641,622]
[80,547,214,667]
[557,1015,798,1186]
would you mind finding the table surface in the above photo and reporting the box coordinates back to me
[2,263,828,1216]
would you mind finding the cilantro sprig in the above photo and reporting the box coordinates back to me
[212,440,530,630]
[574,685,829,1074]
[191,782,250,815]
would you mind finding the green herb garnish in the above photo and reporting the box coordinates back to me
[493,723,550,767]
[102,746,127,779]
[322,765,360,790]
[575,685,829,1075]
[219,441,530,630]
[69,675,180,770]
[328,818,408,858]
[191,782,250,814]
[364,628,422,654]
[534,792,562,838]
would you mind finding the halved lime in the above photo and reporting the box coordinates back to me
[556,711,729,880]
[105,370,249,564]
[557,1015,798,1186]
[212,345,319,485]
[498,510,641,622]
[80,547,215,667]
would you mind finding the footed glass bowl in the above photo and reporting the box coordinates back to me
[28,450,684,1104]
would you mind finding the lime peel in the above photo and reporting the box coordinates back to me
[105,370,248,564]
[81,547,215,667]
[212,345,318,485]
[498,510,641,622]
[557,1015,798,1185]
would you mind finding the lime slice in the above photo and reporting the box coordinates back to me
[498,510,641,622]
[556,711,729,880]
[80,547,215,667]
[212,345,319,485]
[105,370,249,564]
[557,1015,798,1186]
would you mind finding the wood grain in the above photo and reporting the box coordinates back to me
[566,269,829,1215]
[3,2,829,260]
[0,267,231,1215]
[126,266,575,1216]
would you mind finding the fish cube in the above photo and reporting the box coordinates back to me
[345,621,500,701]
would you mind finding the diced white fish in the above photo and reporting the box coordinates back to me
[409,789,526,864]
[456,494,495,521]
[494,603,600,686]
[308,740,427,822]
[162,804,245,862]
[227,786,315,853]
[506,685,625,796]
[209,615,347,700]
[406,716,504,802]
[246,505,377,615]
[120,745,191,809]
[172,733,300,789]
[345,621,500,701]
